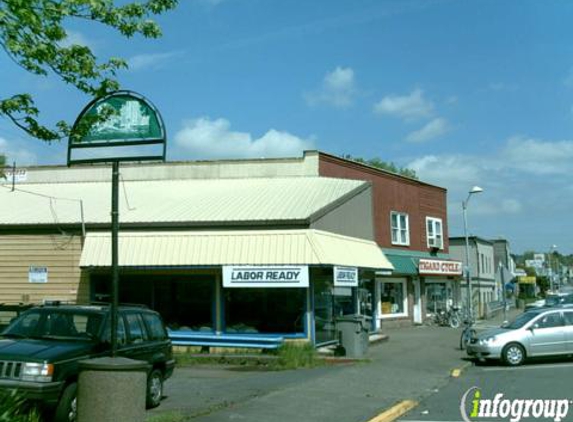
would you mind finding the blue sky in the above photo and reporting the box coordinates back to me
[1,0,573,254]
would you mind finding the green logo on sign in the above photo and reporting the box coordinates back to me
[68,90,166,164]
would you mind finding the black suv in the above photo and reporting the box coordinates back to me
[0,304,174,422]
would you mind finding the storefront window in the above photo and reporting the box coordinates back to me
[224,288,305,334]
[426,282,451,315]
[379,279,407,317]
[91,273,216,332]
[314,278,335,345]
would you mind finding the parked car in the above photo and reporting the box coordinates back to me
[467,307,573,366]
[0,303,175,422]
[524,293,573,311]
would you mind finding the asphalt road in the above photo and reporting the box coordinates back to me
[400,357,573,422]
[147,326,467,422]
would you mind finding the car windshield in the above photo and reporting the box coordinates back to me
[545,295,562,306]
[1,309,103,341]
[505,312,539,329]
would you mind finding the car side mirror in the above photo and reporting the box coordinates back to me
[501,320,509,328]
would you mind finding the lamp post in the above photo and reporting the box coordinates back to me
[499,261,507,322]
[549,244,557,293]
[462,186,483,320]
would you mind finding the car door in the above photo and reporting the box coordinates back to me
[526,311,567,357]
[562,310,573,353]
[121,311,153,363]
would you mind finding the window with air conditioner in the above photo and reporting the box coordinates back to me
[426,217,443,249]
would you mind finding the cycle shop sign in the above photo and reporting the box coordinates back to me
[223,266,309,288]
[418,259,462,276]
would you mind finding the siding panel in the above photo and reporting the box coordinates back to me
[0,234,87,304]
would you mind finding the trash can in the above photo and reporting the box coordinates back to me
[78,357,150,422]
[335,315,369,358]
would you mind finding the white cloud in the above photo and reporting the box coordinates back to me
[405,118,450,143]
[501,199,522,214]
[174,117,314,159]
[0,137,37,166]
[408,155,485,192]
[128,51,182,71]
[501,136,573,175]
[59,30,94,49]
[445,96,458,105]
[406,135,573,220]
[304,66,357,108]
[373,89,434,120]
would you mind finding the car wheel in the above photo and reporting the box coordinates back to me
[503,343,525,366]
[54,382,77,422]
[146,369,163,409]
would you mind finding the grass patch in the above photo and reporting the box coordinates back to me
[275,343,321,370]
[174,343,326,371]
[146,411,189,422]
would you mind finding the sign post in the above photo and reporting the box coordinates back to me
[68,91,166,356]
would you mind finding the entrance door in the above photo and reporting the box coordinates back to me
[413,278,422,324]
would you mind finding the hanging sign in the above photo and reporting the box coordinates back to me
[418,259,462,276]
[67,90,166,165]
[223,265,309,288]
[333,266,358,286]
[29,266,48,283]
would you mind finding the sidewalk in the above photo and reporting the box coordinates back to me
[151,325,470,422]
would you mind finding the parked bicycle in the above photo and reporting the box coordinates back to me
[459,311,476,350]
[433,306,461,328]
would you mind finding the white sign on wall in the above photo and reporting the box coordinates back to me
[222,265,309,288]
[29,266,48,283]
[4,169,27,183]
[418,259,462,276]
[333,266,358,287]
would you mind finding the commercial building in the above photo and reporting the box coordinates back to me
[318,153,462,327]
[0,150,461,343]
[449,236,495,318]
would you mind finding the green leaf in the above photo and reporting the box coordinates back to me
[0,0,179,142]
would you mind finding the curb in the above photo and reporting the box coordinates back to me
[367,399,418,422]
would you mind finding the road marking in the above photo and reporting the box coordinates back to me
[368,400,419,422]
[480,362,573,371]
[397,419,464,422]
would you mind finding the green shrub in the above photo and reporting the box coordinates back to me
[0,390,40,422]
[146,411,188,422]
[275,343,319,370]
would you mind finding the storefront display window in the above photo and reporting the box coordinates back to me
[379,279,407,317]
[314,278,335,345]
[314,275,359,345]
[224,288,305,334]
[426,282,451,315]
[91,273,216,332]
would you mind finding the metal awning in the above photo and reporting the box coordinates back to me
[383,254,418,275]
[80,229,394,270]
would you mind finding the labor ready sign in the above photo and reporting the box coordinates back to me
[223,265,309,288]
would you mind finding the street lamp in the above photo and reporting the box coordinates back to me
[549,244,558,292]
[463,186,483,320]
